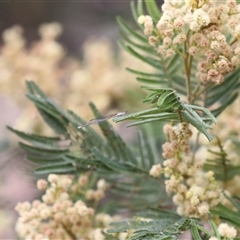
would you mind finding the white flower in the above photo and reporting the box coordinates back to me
[78,175,89,186]
[189,185,204,197]
[159,14,172,24]
[190,9,210,31]
[97,179,107,190]
[218,223,237,238]
[197,202,209,216]
[138,15,146,24]
[47,174,58,183]
[92,228,105,240]
[210,41,220,50]
[190,21,200,32]
[208,237,218,240]
[234,24,240,35]
[149,164,162,177]
[37,179,48,190]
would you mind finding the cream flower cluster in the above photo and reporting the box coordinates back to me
[150,123,223,218]
[0,23,65,96]
[138,0,240,84]
[217,222,237,239]
[0,23,151,136]
[15,174,115,240]
[209,222,237,240]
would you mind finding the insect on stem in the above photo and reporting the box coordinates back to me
[78,111,128,129]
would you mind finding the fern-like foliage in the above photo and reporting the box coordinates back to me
[211,199,240,229]
[8,81,170,211]
[8,0,240,239]
[7,82,138,175]
[203,138,240,182]
[107,209,219,240]
[108,208,240,240]
[108,210,187,240]
[118,0,188,95]
[118,0,240,121]
[113,86,217,141]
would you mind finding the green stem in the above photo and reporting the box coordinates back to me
[62,223,77,240]
[184,30,192,104]
[217,137,228,187]
[191,82,214,103]
[191,132,200,164]
[191,82,201,104]
[159,55,174,89]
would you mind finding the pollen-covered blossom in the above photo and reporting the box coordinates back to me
[218,223,237,238]
[138,15,153,35]
[138,0,240,84]
[159,123,223,218]
[15,174,119,240]
[190,9,210,31]
[149,163,162,177]
[208,237,218,240]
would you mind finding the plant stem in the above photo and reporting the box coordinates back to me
[191,132,200,164]
[62,223,77,240]
[191,82,214,103]
[217,137,228,187]
[184,31,192,104]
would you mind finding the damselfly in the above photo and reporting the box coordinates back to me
[78,111,127,129]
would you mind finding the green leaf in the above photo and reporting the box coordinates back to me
[136,77,168,86]
[137,130,155,168]
[130,1,140,24]
[26,156,67,165]
[26,94,68,135]
[127,115,179,127]
[113,107,175,121]
[119,41,162,69]
[205,69,240,117]
[203,140,240,181]
[182,110,214,142]
[26,80,46,98]
[144,0,161,22]
[206,70,240,106]
[35,163,76,175]
[171,75,187,95]
[223,193,240,212]
[129,231,148,240]
[137,209,181,221]
[92,147,137,172]
[25,81,70,135]
[126,68,164,78]
[209,221,220,239]
[190,222,203,240]
[211,204,240,228]
[89,102,138,165]
[117,16,148,43]
[7,126,65,149]
[119,29,156,55]
[193,224,213,237]
[108,217,192,240]
[19,142,69,158]
[137,0,144,16]
[211,92,238,117]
